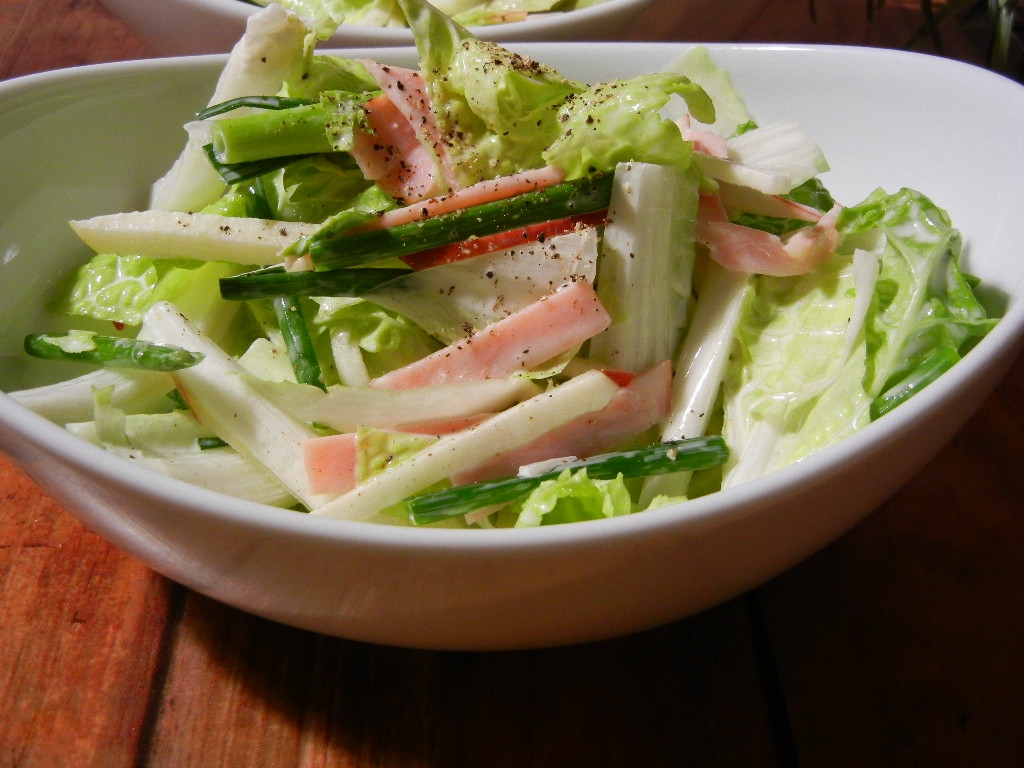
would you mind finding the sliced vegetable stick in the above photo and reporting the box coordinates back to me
[588,161,696,373]
[150,4,313,212]
[407,436,730,524]
[119,449,297,507]
[397,414,491,435]
[691,154,794,195]
[8,368,175,426]
[639,262,750,506]
[70,211,319,265]
[692,120,828,195]
[308,174,614,270]
[661,261,750,443]
[311,369,621,522]
[139,301,332,509]
[244,375,541,433]
[453,359,673,485]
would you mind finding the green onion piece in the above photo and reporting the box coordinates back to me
[197,95,316,120]
[203,144,316,185]
[870,346,960,420]
[219,266,409,300]
[209,103,334,164]
[198,436,229,450]
[165,389,188,409]
[405,436,730,525]
[272,296,326,391]
[245,174,276,220]
[309,173,615,271]
[24,331,205,372]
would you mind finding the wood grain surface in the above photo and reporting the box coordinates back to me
[1,1,1021,766]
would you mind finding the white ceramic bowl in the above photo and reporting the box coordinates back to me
[100,0,657,54]
[2,44,1024,650]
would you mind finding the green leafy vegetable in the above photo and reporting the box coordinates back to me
[64,254,241,329]
[512,469,635,527]
[840,187,996,397]
[399,0,712,185]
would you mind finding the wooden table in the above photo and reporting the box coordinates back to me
[2,1,1022,765]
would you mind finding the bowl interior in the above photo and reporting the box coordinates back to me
[4,45,1023,389]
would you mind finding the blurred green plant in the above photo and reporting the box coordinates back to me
[877,0,1022,77]
[809,0,1021,78]
[901,0,1019,73]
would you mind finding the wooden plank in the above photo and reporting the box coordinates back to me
[139,592,782,767]
[0,0,152,80]
[625,0,987,68]
[0,2,161,766]
[0,456,177,768]
[2,2,1017,767]
[756,353,1024,765]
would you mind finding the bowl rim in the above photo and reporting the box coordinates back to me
[103,0,658,41]
[3,42,1024,552]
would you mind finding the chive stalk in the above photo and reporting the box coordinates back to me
[272,297,327,390]
[196,95,315,120]
[210,103,335,164]
[203,144,315,185]
[404,436,729,524]
[24,331,205,372]
[198,436,230,450]
[870,346,960,419]
[309,173,614,270]
[220,266,409,300]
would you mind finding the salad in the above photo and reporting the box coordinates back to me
[10,0,997,527]
[244,0,604,28]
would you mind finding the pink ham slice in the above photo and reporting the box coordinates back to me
[376,166,566,229]
[452,360,673,485]
[358,60,460,194]
[302,432,358,495]
[369,280,611,390]
[351,94,443,204]
[697,193,842,277]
